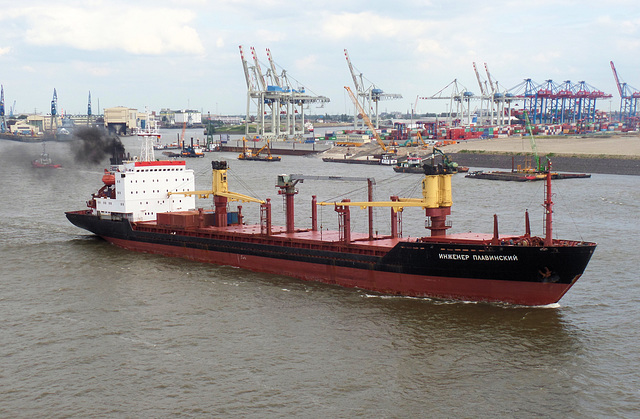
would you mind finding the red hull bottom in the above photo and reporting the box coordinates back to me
[106,237,574,306]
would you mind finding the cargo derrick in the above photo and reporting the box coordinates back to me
[317,161,453,238]
[169,160,265,228]
[277,175,376,238]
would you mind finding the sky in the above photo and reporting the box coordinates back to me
[0,0,638,117]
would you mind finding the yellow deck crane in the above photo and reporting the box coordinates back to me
[344,86,397,154]
[168,160,266,228]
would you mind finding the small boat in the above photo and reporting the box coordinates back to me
[238,137,281,162]
[465,170,590,182]
[32,143,62,168]
[380,153,398,165]
[394,151,468,174]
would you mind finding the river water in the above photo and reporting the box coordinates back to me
[1,131,639,417]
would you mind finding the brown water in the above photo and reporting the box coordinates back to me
[1,134,639,417]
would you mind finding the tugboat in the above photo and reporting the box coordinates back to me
[181,138,205,158]
[66,136,596,306]
[32,143,62,168]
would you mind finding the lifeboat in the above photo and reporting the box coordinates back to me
[102,169,115,186]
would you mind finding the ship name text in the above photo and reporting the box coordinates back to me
[438,253,518,262]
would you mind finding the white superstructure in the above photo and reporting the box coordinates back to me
[94,160,196,222]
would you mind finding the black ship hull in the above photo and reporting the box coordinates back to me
[66,211,596,305]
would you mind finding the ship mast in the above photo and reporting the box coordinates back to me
[544,160,554,246]
[138,133,156,162]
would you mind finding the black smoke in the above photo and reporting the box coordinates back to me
[71,127,127,165]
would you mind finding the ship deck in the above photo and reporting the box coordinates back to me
[137,220,517,249]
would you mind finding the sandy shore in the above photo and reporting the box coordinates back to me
[437,133,640,176]
[440,133,640,158]
[321,133,640,176]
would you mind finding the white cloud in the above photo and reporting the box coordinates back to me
[5,5,204,55]
[295,55,318,71]
[0,46,11,56]
[71,61,115,77]
[254,29,288,44]
[321,11,424,41]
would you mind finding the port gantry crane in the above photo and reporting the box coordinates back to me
[239,46,329,141]
[345,86,396,154]
[610,61,640,125]
[0,85,6,133]
[418,79,475,126]
[50,88,58,133]
[344,49,402,130]
[508,78,610,125]
[472,62,489,125]
[483,63,510,126]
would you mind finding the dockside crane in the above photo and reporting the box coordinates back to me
[484,63,512,126]
[344,49,363,97]
[610,61,639,124]
[50,89,58,133]
[344,86,396,154]
[472,62,488,124]
[239,46,329,140]
[419,79,473,126]
[239,46,256,92]
[484,63,505,125]
[0,85,5,133]
[344,49,402,130]
[239,45,262,136]
[266,48,282,88]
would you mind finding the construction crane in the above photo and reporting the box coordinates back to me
[415,131,430,148]
[523,110,544,172]
[344,86,396,154]
[344,49,401,129]
[238,137,281,161]
[610,61,640,123]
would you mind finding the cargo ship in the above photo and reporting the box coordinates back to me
[65,135,596,305]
